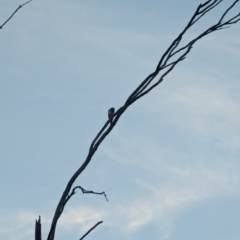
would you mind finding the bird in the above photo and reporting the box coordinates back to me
[108,107,115,123]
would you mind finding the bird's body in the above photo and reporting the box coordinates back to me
[108,107,115,123]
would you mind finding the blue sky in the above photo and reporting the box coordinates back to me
[0,0,240,239]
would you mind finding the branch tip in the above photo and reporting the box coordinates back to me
[0,0,33,29]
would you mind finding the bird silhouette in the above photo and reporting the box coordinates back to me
[108,107,115,123]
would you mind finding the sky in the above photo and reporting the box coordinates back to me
[0,0,240,240]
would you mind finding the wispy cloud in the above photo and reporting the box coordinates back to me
[105,160,240,237]
[137,69,240,149]
[101,126,240,238]
[58,206,106,231]
[0,210,36,240]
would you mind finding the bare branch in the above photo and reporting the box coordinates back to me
[73,186,108,201]
[127,0,240,100]
[199,0,221,14]
[79,221,103,240]
[200,0,212,8]
[219,0,239,23]
[192,0,222,24]
[89,121,109,150]
[0,0,33,29]
[46,1,240,239]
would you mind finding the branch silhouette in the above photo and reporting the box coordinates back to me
[46,1,240,240]
[0,0,33,29]
[58,186,108,219]
[79,221,103,240]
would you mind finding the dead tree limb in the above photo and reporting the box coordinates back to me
[35,216,41,240]
[46,1,240,240]
[0,0,33,29]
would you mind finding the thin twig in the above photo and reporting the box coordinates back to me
[0,0,33,29]
[79,221,103,240]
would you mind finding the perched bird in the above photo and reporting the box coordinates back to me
[108,107,115,123]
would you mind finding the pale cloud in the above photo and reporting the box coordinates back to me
[137,69,240,149]
[58,206,106,231]
[0,210,36,240]
[102,129,240,238]
[199,29,240,59]
[108,160,240,237]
